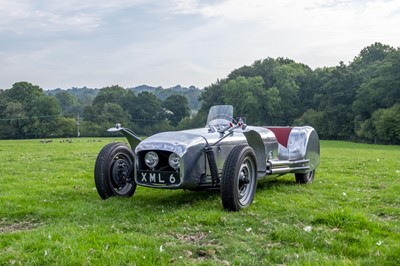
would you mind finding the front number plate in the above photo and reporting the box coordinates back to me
[137,171,180,186]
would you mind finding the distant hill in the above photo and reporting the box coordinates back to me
[46,85,202,110]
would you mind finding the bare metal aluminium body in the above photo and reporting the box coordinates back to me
[94,105,320,211]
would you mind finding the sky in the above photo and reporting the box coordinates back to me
[1,0,399,90]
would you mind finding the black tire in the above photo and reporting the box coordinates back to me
[94,142,136,199]
[295,170,315,184]
[221,145,257,211]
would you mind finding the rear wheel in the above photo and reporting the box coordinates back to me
[295,170,315,184]
[94,142,136,199]
[221,145,257,211]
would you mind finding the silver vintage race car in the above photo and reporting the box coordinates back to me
[94,105,320,211]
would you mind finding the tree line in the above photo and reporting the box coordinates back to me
[0,84,191,138]
[45,84,202,111]
[198,42,400,144]
[0,42,399,144]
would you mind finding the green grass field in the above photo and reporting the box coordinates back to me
[0,139,399,265]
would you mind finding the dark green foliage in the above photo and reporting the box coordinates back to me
[45,87,100,107]
[0,43,399,143]
[356,104,400,144]
[0,82,61,139]
[222,76,266,124]
[163,94,191,126]
[130,92,164,127]
[307,63,358,139]
[54,91,81,116]
[129,85,202,110]
[200,43,400,144]
[81,85,135,136]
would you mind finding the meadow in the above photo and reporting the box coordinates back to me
[0,138,399,265]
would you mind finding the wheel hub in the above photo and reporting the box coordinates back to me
[238,166,250,198]
[112,158,129,187]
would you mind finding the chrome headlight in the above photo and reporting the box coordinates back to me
[145,151,159,169]
[168,152,180,170]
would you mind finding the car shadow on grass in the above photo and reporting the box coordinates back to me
[132,187,221,209]
[127,177,301,210]
[97,176,306,212]
[256,176,298,190]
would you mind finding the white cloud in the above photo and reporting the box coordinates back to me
[0,0,399,89]
[0,0,158,32]
[173,0,400,66]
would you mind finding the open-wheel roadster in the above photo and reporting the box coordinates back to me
[94,105,320,211]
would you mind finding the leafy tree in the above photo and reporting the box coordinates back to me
[352,46,400,142]
[265,87,283,125]
[351,42,396,73]
[130,92,165,128]
[102,103,131,127]
[357,104,400,144]
[294,109,325,131]
[353,49,400,119]
[205,58,313,126]
[55,91,81,116]
[82,103,132,136]
[374,104,400,144]
[85,85,135,124]
[92,85,135,110]
[199,80,225,116]
[163,95,191,126]
[221,76,266,125]
[312,63,358,139]
[28,96,61,138]
[176,112,206,130]
[355,118,376,143]
[0,101,26,138]
[0,89,8,115]
[52,117,77,137]
[272,63,310,124]
[4,82,43,105]
[0,82,61,138]
[229,57,279,88]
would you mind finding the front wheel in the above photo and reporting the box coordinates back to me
[221,145,257,211]
[94,142,136,199]
[295,170,315,184]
